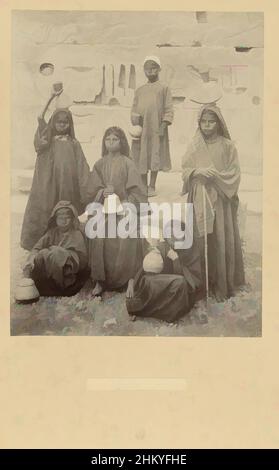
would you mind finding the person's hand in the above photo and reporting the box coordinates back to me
[103,186,115,198]
[51,89,63,98]
[126,279,134,298]
[78,211,88,224]
[158,121,168,137]
[193,168,215,180]
[167,248,179,261]
[39,136,48,146]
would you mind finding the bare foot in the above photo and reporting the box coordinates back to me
[238,283,252,293]
[126,279,134,298]
[215,292,226,303]
[198,312,208,324]
[92,282,103,297]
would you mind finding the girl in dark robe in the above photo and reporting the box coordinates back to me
[20,93,90,251]
[22,200,89,297]
[86,127,148,298]
[126,220,202,322]
[182,104,245,301]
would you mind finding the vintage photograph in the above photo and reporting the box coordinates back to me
[11,10,263,336]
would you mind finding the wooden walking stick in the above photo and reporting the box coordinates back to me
[202,185,209,306]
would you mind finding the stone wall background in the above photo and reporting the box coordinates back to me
[12,11,263,174]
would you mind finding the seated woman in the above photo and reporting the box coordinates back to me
[22,200,89,297]
[85,126,148,298]
[126,220,202,323]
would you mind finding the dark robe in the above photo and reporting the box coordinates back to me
[126,239,202,322]
[131,81,174,174]
[86,154,148,290]
[20,109,90,250]
[25,201,89,296]
[182,104,245,299]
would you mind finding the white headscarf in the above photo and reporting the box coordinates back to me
[143,55,161,68]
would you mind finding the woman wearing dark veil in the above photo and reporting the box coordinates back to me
[20,95,90,251]
[182,104,245,301]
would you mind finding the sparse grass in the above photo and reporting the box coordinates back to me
[11,211,262,337]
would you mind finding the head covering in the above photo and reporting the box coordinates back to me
[143,56,161,68]
[44,108,75,150]
[101,126,130,157]
[48,200,80,230]
[183,104,231,173]
[143,250,164,274]
[198,104,231,140]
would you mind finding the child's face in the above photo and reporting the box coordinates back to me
[104,133,121,153]
[200,111,219,138]
[144,61,160,82]
[55,114,70,135]
[55,209,73,231]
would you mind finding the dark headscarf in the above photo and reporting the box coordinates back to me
[198,104,231,140]
[47,200,80,230]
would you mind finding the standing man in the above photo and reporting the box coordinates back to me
[131,56,174,197]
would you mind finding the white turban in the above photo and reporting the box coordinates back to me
[143,56,161,68]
